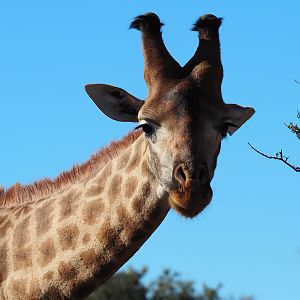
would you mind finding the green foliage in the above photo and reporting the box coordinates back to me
[149,269,198,300]
[87,267,147,300]
[85,267,253,300]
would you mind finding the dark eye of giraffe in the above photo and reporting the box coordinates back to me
[220,123,229,138]
[218,122,236,138]
[134,121,155,137]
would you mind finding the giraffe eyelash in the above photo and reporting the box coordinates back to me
[134,121,155,136]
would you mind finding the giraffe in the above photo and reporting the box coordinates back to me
[0,13,254,299]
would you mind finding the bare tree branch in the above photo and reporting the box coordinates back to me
[248,143,300,172]
[250,82,300,172]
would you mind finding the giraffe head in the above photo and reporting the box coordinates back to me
[85,13,254,218]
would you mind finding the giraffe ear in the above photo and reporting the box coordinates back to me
[226,104,255,135]
[85,84,144,122]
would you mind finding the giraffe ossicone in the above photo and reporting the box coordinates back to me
[0,13,254,299]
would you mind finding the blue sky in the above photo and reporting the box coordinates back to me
[0,1,299,299]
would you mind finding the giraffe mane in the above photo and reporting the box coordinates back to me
[0,130,142,208]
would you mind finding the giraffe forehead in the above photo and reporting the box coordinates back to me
[140,85,218,125]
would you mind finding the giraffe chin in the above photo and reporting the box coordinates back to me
[169,185,212,218]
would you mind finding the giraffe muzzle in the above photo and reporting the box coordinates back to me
[170,163,212,218]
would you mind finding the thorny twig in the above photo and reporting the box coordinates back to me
[250,81,300,172]
[248,143,300,172]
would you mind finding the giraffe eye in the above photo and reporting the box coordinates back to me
[134,122,155,137]
[218,122,236,138]
[142,123,154,135]
[220,123,229,137]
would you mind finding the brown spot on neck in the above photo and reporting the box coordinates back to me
[83,199,104,225]
[97,221,122,252]
[116,204,135,240]
[117,203,152,243]
[85,182,105,197]
[85,164,112,198]
[12,217,33,271]
[43,286,64,299]
[124,176,138,199]
[59,191,79,221]
[117,150,131,169]
[108,175,122,204]
[38,238,56,267]
[132,182,151,213]
[141,160,151,176]
[80,248,98,270]
[58,224,79,251]
[58,261,78,282]
[35,201,54,237]
[126,145,141,173]
[13,216,30,248]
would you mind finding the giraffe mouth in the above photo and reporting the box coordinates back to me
[169,183,212,218]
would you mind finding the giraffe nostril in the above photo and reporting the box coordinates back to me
[174,164,189,186]
[178,166,186,182]
[174,163,210,188]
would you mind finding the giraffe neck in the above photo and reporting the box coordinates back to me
[0,134,170,299]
